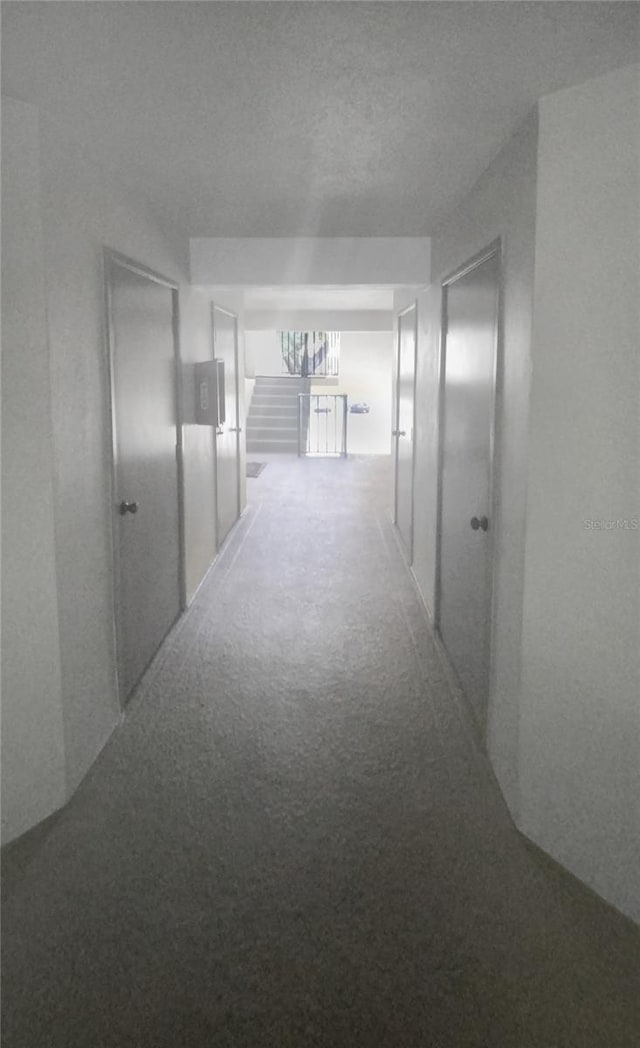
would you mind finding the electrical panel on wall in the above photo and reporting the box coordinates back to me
[194,359,225,428]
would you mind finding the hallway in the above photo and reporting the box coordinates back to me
[2,457,639,1047]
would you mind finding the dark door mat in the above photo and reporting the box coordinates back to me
[246,462,267,478]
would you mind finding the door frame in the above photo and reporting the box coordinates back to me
[211,301,242,533]
[434,238,503,718]
[393,300,419,563]
[103,248,187,708]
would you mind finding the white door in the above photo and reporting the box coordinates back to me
[106,253,184,703]
[212,304,241,546]
[438,247,500,726]
[394,304,417,561]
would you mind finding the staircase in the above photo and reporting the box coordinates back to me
[246,376,307,455]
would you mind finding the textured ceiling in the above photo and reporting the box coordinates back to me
[2,2,639,237]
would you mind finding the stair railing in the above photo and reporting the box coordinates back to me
[281,332,340,378]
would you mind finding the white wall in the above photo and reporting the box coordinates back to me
[1,100,67,840]
[408,66,639,923]
[245,310,393,333]
[393,284,439,620]
[211,289,247,515]
[1,99,236,841]
[519,65,640,922]
[37,110,211,795]
[181,288,218,599]
[245,330,393,455]
[407,109,540,815]
[190,237,430,286]
[183,287,247,586]
[312,333,394,456]
[245,331,283,377]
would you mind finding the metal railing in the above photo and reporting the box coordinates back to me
[298,394,348,457]
[280,331,340,378]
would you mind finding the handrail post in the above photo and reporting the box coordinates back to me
[297,393,302,457]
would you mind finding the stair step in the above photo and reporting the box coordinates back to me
[247,377,306,451]
[248,406,299,418]
[252,382,298,388]
[254,380,303,388]
[254,375,305,384]
[249,409,299,419]
[253,387,304,396]
[251,396,301,407]
[246,438,299,454]
[247,428,297,440]
[247,418,298,431]
[252,386,302,394]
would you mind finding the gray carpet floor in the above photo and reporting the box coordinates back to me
[2,455,639,1047]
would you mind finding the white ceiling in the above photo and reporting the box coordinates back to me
[2,2,638,237]
[243,286,395,310]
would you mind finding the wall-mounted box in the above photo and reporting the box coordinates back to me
[194,359,225,426]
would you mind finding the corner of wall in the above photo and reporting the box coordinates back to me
[518,62,640,923]
[1,96,68,843]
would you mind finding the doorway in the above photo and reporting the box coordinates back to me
[393,303,418,562]
[104,251,185,704]
[212,303,241,546]
[436,242,501,729]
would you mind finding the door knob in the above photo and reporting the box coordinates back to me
[119,500,138,515]
[229,427,242,433]
[470,515,489,531]
[392,430,406,437]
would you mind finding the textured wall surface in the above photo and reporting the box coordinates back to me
[1,100,240,840]
[39,110,188,796]
[519,64,640,923]
[404,109,539,817]
[1,99,67,841]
